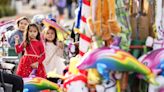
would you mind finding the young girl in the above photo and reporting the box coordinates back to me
[15,23,46,78]
[43,26,65,75]
[9,16,30,47]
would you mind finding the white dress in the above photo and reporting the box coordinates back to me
[43,42,65,75]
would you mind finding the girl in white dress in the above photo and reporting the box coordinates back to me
[43,26,65,75]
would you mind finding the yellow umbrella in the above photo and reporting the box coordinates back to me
[42,19,71,41]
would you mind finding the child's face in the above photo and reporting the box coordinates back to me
[28,26,38,40]
[45,29,55,42]
[18,19,29,32]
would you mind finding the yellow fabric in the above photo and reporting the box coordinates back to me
[129,0,149,15]
[142,0,149,14]
[108,0,121,34]
[129,0,139,16]
[87,68,101,84]
[116,80,121,92]
[88,0,120,41]
[68,57,79,75]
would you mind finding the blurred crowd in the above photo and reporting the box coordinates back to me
[21,0,78,20]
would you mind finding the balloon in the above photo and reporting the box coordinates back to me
[110,36,121,49]
[46,69,65,79]
[149,76,164,92]
[63,74,88,92]
[87,68,101,85]
[68,57,80,75]
[95,79,116,92]
[139,48,164,76]
[139,48,164,92]
[23,77,62,92]
[77,47,157,84]
[32,14,45,25]
[95,71,117,92]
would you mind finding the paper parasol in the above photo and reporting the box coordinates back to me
[42,19,71,41]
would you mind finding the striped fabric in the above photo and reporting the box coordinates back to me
[115,0,132,51]
[74,0,92,57]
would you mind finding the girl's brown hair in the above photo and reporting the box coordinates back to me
[23,23,40,47]
[44,26,57,45]
[16,16,30,27]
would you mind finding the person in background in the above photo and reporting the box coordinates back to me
[55,0,66,22]
[8,16,30,47]
[0,71,24,92]
[15,23,46,78]
[0,33,9,56]
[66,0,73,19]
[43,26,65,75]
[0,33,7,46]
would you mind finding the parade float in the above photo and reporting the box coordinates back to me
[9,0,163,92]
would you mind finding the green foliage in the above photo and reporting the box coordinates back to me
[0,0,11,5]
[0,5,16,18]
[0,6,5,17]
[0,0,16,18]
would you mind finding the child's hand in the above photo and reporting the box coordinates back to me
[14,35,19,45]
[23,41,27,47]
[57,41,64,49]
[31,62,39,69]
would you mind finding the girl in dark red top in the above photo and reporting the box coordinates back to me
[15,23,46,78]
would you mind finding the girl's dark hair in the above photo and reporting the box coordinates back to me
[24,23,40,45]
[16,16,30,27]
[45,26,57,45]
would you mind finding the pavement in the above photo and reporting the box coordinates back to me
[0,4,74,29]
[18,5,52,17]
[0,4,51,21]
